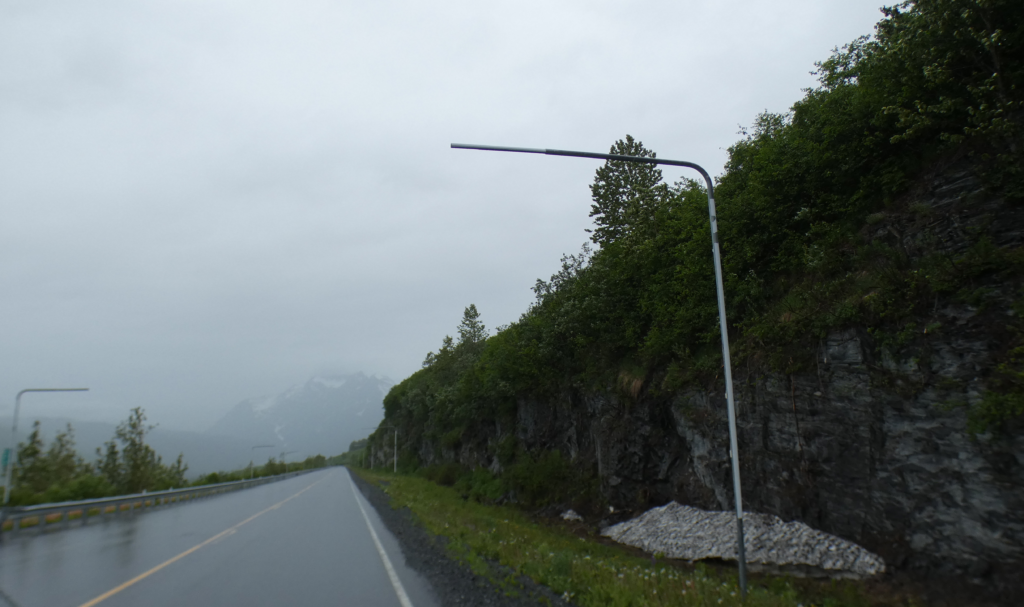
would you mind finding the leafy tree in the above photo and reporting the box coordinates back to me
[95,407,188,493]
[302,454,328,469]
[11,422,112,505]
[6,409,189,505]
[457,304,488,346]
[261,457,286,476]
[14,421,47,494]
[422,335,454,368]
[15,422,87,495]
[162,453,188,488]
[532,243,593,305]
[588,135,667,247]
[44,423,85,488]
[96,440,122,490]
[114,407,163,492]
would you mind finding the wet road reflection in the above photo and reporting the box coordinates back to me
[0,469,438,607]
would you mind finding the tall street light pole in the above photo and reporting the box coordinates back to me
[250,445,275,480]
[4,388,90,506]
[452,143,748,595]
[281,450,298,473]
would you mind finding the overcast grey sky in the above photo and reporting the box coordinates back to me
[1,0,886,431]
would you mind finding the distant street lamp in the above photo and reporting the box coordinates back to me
[280,450,298,473]
[250,445,275,480]
[3,388,90,506]
[452,143,749,596]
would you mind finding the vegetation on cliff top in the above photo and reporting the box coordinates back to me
[374,0,1024,469]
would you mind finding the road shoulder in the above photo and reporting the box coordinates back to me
[347,469,572,607]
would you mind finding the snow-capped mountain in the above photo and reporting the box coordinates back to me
[206,372,390,459]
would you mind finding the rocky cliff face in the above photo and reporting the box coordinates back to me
[496,317,1022,582]
[386,165,1024,587]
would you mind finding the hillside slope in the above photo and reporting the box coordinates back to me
[368,0,1024,596]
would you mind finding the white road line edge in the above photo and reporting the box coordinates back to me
[348,473,415,607]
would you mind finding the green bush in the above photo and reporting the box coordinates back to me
[968,297,1024,433]
[195,472,222,485]
[421,462,465,486]
[40,475,117,503]
[506,450,572,507]
[970,392,1024,435]
[453,467,507,503]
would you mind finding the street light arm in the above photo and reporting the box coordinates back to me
[249,445,276,480]
[13,389,90,434]
[450,144,715,198]
[451,143,546,155]
[16,388,90,399]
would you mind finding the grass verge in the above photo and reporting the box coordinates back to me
[352,468,899,607]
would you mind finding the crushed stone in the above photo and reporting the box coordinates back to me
[560,509,583,522]
[602,502,885,578]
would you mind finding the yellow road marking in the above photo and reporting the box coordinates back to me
[77,475,327,607]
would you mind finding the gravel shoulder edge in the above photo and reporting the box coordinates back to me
[347,468,573,607]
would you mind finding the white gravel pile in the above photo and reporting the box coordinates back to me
[602,502,885,577]
[561,509,584,522]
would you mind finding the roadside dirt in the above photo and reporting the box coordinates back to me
[349,471,574,607]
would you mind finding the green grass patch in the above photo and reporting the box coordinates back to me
[354,469,884,607]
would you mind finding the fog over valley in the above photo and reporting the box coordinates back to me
[1,372,388,476]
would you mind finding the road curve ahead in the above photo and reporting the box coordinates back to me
[0,468,439,607]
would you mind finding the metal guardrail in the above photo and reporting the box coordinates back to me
[0,469,315,537]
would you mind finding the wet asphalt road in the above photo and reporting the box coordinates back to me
[0,468,439,607]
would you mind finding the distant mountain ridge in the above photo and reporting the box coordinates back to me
[206,372,390,460]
